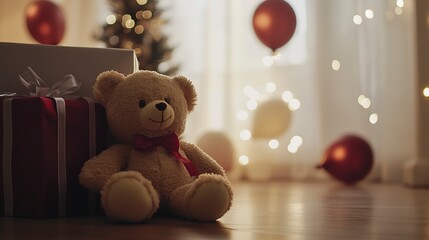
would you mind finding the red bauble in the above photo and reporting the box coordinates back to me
[25,0,65,45]
[252,0,297,52]
[317,135,373,184]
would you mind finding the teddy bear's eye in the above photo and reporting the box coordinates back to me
[139,100,146,108]
[164,98,171,104]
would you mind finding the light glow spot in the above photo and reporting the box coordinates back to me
[134,25,144,34]
[109,35,119,45]
[125,19,135,28]
[358,95,366,104]
[268,139,279,149]
[287,135,303,153]
[262,56,274,67]
[358,95,371,109]
[239,155,249,166]
[288,145,298,154]
[240,130,252,141]
[365,9,374,19]
[247,99,258,110]
[353,15,363,25]
[282,91,294,103]
[135,11,143,19]
[122,14,131,22]
[332,60,341,71]
[288,99,301,111]
[136,0,147,5]
[243,86,259,99]
[236,110,249,120]
[396,0,404,8]
[106,15,116,25]
[423,87,429,97]
[395,7,403,15]
[142,10,152,19]
[243,86,253,96]
[291,135,303,146]
[369,113,378,124]
[361,98,371,109]
[265,82,276,93]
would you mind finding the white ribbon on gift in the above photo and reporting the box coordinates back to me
[54,97,67,217]
[2,67,96,217]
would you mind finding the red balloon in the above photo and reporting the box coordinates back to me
[252,0,297,52]
[317,135,373,184]
[25,0,65,45]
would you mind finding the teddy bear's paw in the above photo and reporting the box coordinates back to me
[101,171,159,223]
[186,174,233,222]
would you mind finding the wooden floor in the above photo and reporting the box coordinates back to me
[1,181,429,240]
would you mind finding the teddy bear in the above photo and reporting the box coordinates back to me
[79,70,233,222]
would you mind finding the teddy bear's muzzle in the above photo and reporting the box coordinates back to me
[140,100,175,131]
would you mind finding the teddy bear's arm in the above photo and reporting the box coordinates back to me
[180,141,226,177]
[79,144,131,191]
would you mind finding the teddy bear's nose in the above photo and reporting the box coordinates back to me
[156,102,167,111]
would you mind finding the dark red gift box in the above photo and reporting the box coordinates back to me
[0,96,106,218]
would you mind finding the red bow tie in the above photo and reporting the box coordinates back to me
[132,133,199,176]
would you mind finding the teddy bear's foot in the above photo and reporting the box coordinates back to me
[171,173,233,222]
[187,174,233,221]
[101,171,159,222]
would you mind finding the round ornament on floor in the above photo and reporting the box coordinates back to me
[317,134,373,184]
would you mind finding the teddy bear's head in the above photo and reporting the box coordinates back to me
[93,70,196,143]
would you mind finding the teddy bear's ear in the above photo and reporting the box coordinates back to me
[93,70,125,105]
[172,75,197,112]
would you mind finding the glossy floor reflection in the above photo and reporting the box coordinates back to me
[1,181,429,239]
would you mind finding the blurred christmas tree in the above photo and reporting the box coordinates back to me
[98,0,177,75]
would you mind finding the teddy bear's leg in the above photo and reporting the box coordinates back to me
[101,171,159,222]
[169,173,233,222]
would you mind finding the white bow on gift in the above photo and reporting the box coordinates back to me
[18,66,81,96]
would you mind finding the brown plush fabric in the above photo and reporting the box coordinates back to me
[79,70,233,222]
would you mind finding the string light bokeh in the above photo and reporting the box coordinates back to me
[347,0,407,125]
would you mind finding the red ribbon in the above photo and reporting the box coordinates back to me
[132,133,199,176]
